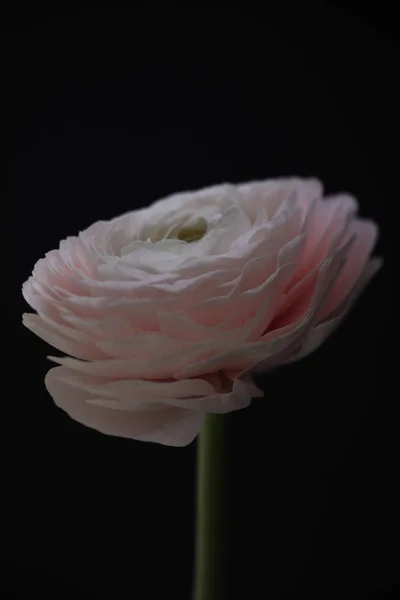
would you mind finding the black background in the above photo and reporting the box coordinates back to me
[1,5,397,599]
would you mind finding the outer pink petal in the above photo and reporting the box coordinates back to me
[22,314,107,360]
[318,219,378,321]
[46,362,262,414]
[157,260,297,345]
[298,194,358,272]
[178,236,352,378]
[284,257,382,363]
[45,366,205,446]
[50,369,216,403]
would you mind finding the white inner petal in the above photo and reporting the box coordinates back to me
[106,184,257,269]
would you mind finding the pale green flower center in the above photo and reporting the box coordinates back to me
[165,217,208,243]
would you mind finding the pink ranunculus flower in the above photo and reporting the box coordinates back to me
[22,178,381,445]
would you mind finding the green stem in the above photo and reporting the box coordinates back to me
[192,414,227,600]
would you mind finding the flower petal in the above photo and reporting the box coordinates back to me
[284,256,382,363]
[178,235,352,378]
[318,219,379,320]
[22,314,107,360]
[45,366,205,446]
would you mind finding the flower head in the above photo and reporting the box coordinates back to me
[23,178,381,445]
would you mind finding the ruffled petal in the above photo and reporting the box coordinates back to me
[45,366,205,446]
[284,257,382,363]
